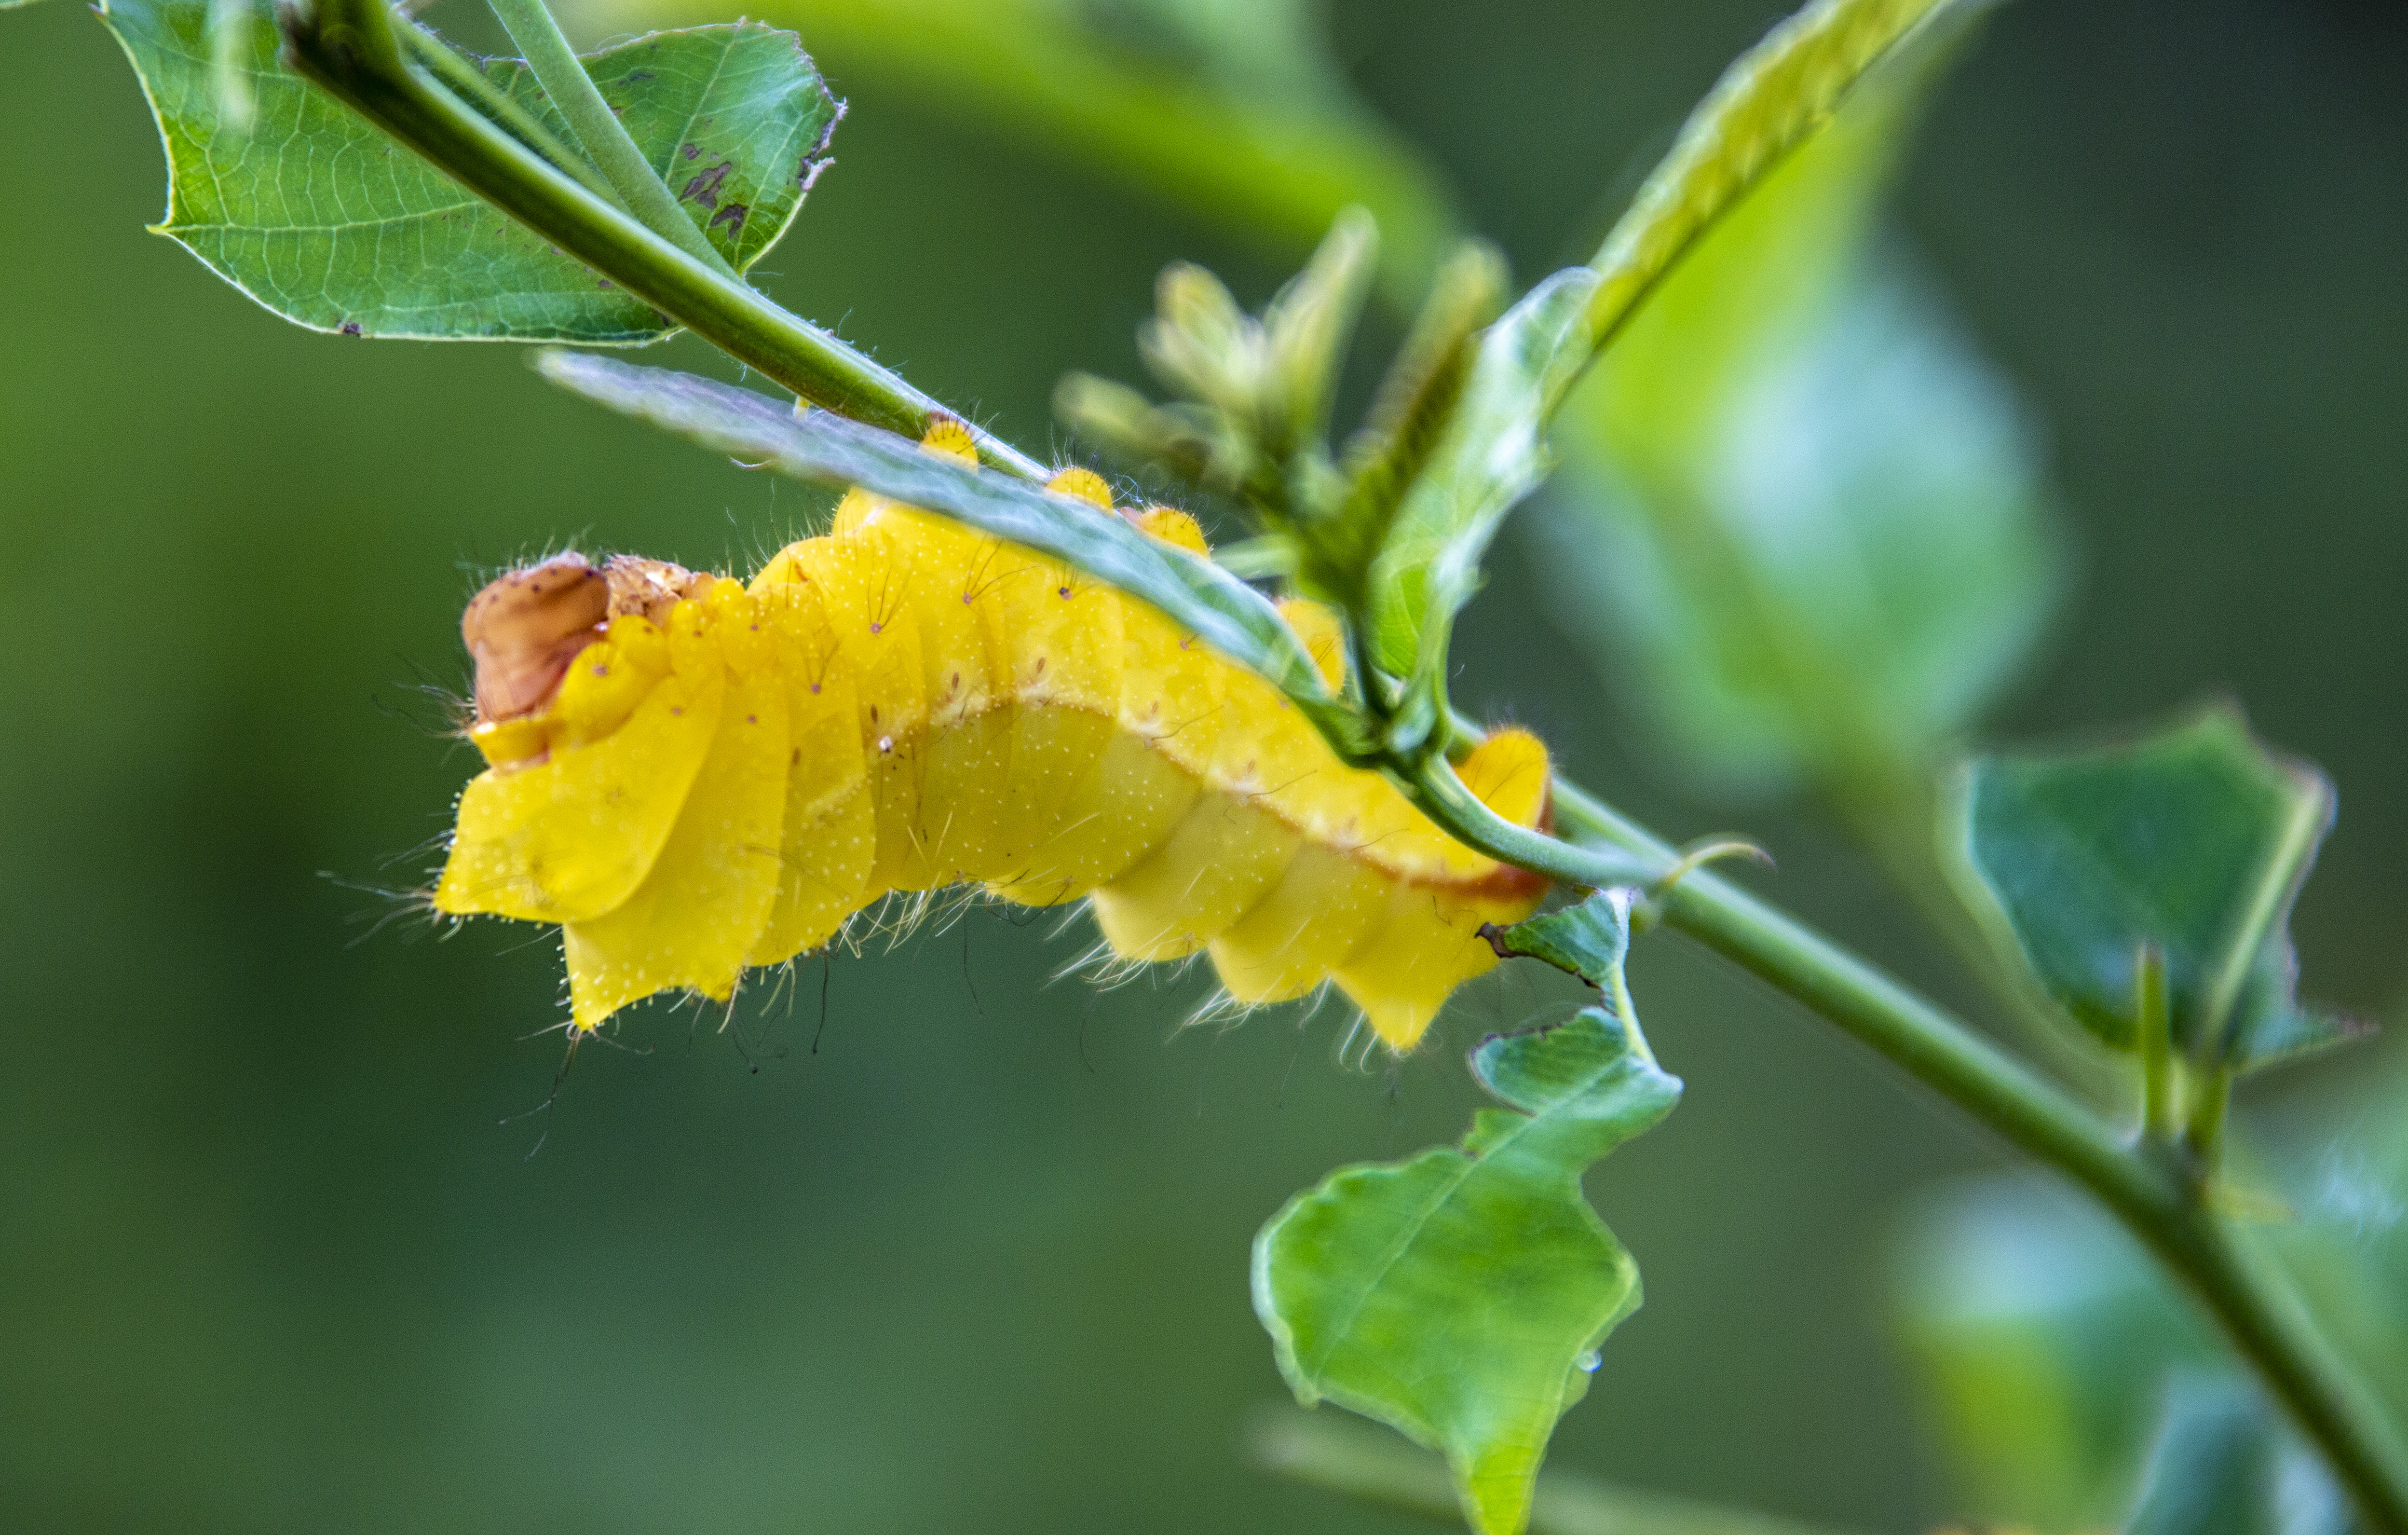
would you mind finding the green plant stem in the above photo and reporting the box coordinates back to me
[2188,1067,2234,1169]
[1828,765,2132,1111]
[272,10,2408,1521]
[2138,943,2178,1143]
[1544,776,2408,1535]
[481,0,737,277]
[395,19,619,205]
[1247,1404,1861,1535]
[1403,753,1658,890]
[280,0,1047,476]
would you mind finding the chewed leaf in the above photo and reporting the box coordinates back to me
[1486,887,1636,994]
[535,352,1377,761]
[1948,704,2351,1071]
[1253,1006,1679,1535]
[2227,934,2368,1070]
[100,0,836,340]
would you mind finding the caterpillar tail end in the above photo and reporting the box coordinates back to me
[1328,727,1556,1053]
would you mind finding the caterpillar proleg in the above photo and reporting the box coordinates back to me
[433,422,1553,1050]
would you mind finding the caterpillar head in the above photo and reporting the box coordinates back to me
[463,553,706,727]
[462,554,609,724]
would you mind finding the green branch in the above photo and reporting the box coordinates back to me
[268,3,2408,1526]
[481,0,736,276]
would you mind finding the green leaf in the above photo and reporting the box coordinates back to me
[1900,1054,2408,1531]
[1897,1178,2222,1528]
[101,0,836,340]
[534,351,1374,759]
[1948,704,2346,1068]
[1355,0,1994,724]
[1486,889,1637,995]
[1361,266,1602,695]
[2122,1378,2348,1535]
[1544,0,2056,802]
[1254,1005,1680,1535]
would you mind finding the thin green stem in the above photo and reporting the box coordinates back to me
[269,11,2408,1522]
[1248,1404,1861,1535]
[280,0,1046,476]
[1828,761,2131,1109]
[2188,1067,2234,1169]
[481,0,738,277]
[2138,943,2179,1143]
[1399,753,1656,890]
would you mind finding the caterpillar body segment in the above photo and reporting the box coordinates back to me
[434,426,1553,1049]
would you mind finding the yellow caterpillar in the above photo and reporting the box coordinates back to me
[432,421,1553,1050]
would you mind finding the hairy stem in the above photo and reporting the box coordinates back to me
[481,0,737,277]
[274,7,2408,1523]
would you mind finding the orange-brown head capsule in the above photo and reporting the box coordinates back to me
[461,553,610,723]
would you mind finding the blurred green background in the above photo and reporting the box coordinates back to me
[3,1,2405,1530]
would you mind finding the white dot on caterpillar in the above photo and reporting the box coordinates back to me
[877,735,894,754]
